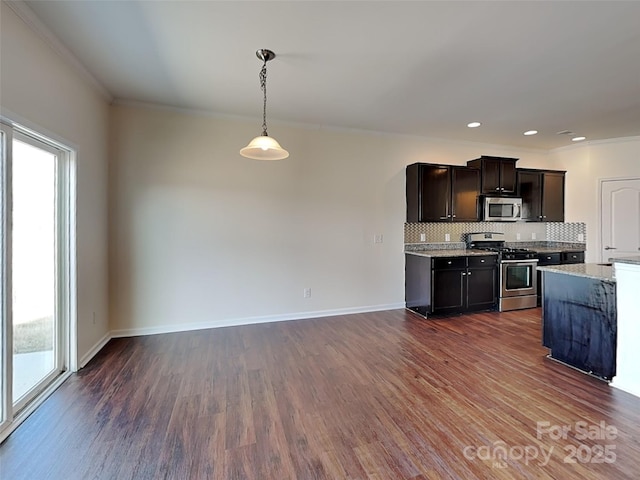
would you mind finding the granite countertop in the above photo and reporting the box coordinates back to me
[537,263,615,283]
[613,256,640,266]
[405,249,498,258]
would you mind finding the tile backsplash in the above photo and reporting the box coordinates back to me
[405,222,586,244]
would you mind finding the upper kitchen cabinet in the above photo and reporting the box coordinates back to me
[406,163,479,222]
[467,156,518,195]
[517,169,565,222]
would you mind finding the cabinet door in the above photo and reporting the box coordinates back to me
[518,171,542,221]
[481,158,502,194]
[406,164,421,222]
[451,167,480,221]
[420,165,451,221]
[432,268,465,314]
[499,160,517,194]
[541,172,565,222]
[466,267,497,310]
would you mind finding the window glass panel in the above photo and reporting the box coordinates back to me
[12,139,57,403]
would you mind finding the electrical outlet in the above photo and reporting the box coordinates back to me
[374,234,383,244]
[303,288,311,298]
[532,232,537,240]
[578,233,584,242]
[420,233,426,242]
[445,233,451,242]
[516,233,521,240]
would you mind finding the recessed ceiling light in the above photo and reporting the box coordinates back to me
[524,130,538,136]
[572,136,586,142]
[467,122,481,128]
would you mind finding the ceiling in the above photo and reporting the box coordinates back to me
[18,0,640,150]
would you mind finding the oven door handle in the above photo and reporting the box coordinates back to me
[500,259,539,264]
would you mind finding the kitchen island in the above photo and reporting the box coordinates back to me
[538,263,616,380]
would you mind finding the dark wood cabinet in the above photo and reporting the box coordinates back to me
[406,163,479,222]
[467,156,518,195]
[451,167,481,222]
[405,254,497,316]
[517,169,565,222]
[466,256,498,310]
[431,257,466,314]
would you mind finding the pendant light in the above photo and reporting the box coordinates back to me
[240,49,289,160]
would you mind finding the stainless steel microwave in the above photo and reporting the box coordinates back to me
[483,196,522,222]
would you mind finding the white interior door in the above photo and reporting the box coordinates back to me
[601,178,640,262]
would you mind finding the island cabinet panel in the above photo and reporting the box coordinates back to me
[542,271,617,379]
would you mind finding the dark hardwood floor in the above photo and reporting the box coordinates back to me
[2,308,640,479]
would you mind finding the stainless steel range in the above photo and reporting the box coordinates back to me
[467,232,538,312]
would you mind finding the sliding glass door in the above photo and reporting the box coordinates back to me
[1,121,73,439]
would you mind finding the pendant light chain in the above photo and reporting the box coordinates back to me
[239,48,289,160]
[260,60,268,136]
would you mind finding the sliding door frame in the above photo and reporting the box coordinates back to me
[0,118,76,442]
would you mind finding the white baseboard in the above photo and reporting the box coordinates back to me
[110,303,405,338]
[611,380,640,399]
[78,331,112,369]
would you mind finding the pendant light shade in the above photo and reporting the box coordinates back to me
[240,134,289,160]
[240,49,289,160]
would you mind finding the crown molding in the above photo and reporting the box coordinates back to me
[5,0,114,102]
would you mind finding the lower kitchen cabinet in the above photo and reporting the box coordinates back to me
[467,257,498,310]
[432,257,466,314]
[406,254,497,316]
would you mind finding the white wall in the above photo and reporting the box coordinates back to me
[549,137,640,262]
[109,104,550,334]
[0,3,110,365]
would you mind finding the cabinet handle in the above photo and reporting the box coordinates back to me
[461,272,466,276]
[604,246,617,250]
[447,261,452,265]
[546,256,552,260]
[480,259,485,263]
[440,216,448,220]
[452,214,456,218]
[495,187,500,191]
[468,271,472,275]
